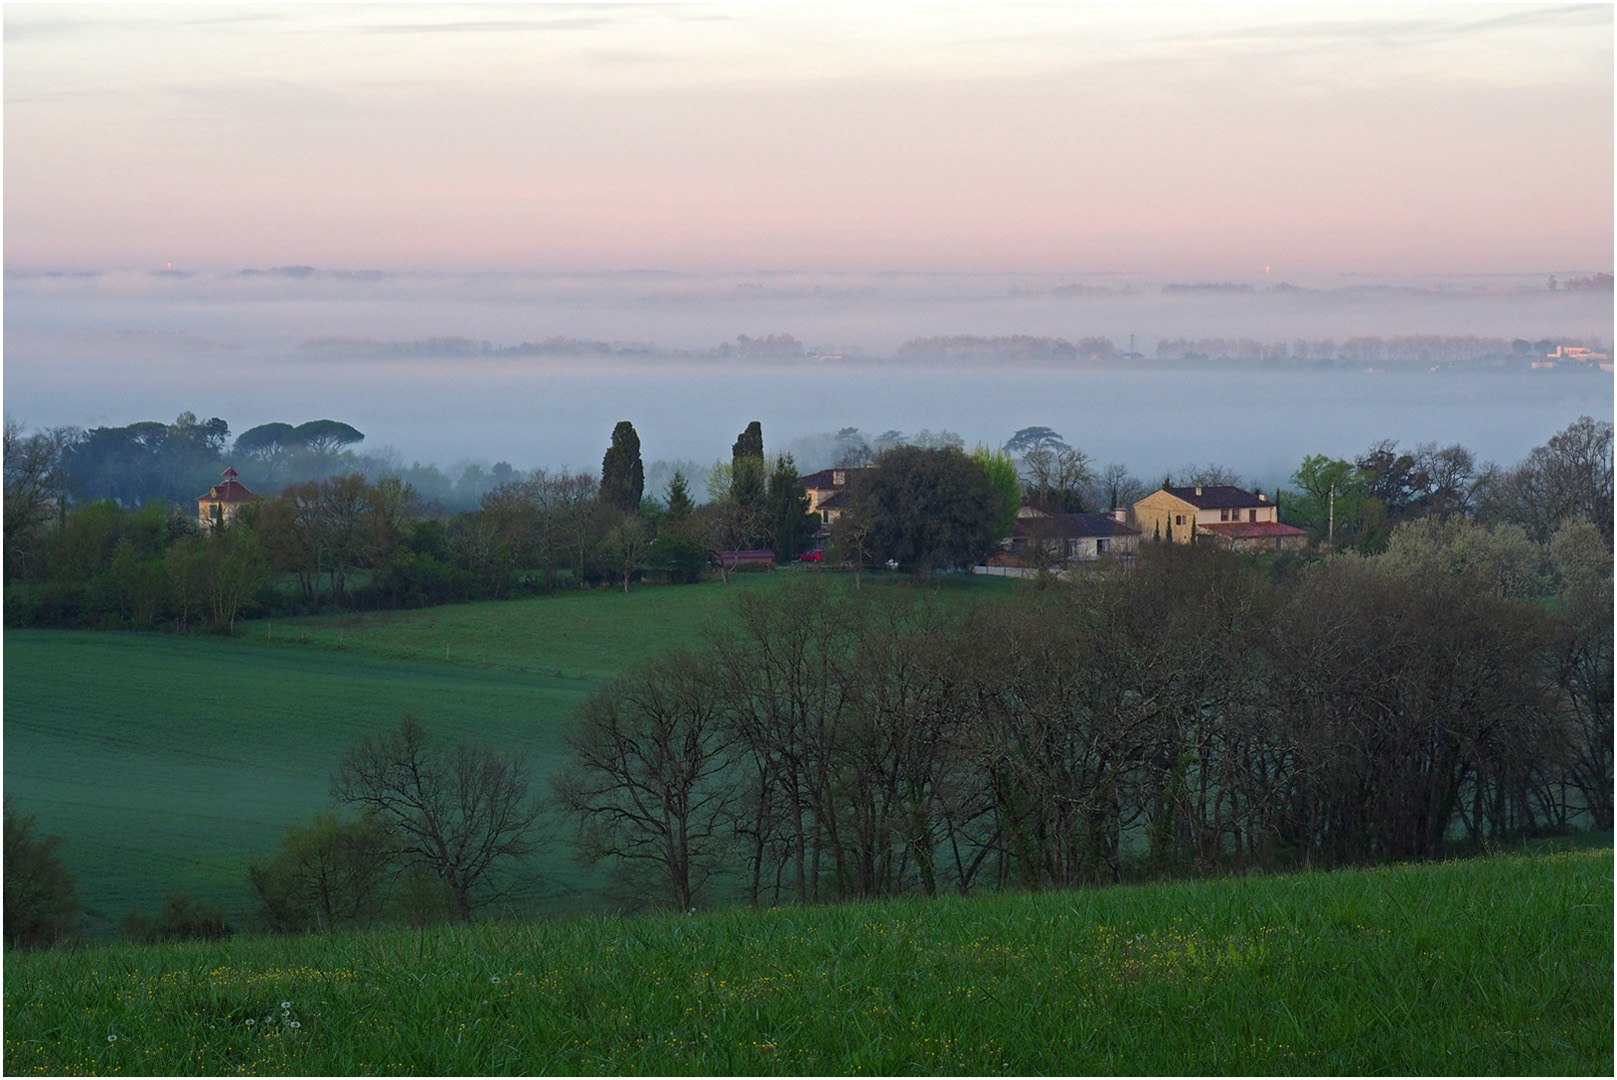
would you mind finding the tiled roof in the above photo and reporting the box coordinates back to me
[1162,485,1270,509]
[1012,512,1141,539]
[796,467,871,490]
[1198,521,1306,539]
[815,490,852,510]
[198,479,259,503]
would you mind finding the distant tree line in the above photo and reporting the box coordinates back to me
[2,415,826,627]
[1156,335,1609,365]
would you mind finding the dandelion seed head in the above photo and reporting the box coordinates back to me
[107,1035,117,1043]
[281,1001,291,1010]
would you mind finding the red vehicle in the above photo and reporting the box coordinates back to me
[798,549,824,562]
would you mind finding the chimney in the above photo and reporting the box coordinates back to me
[1112,508,1127,523]
[1195,486,1202,496]
[1258,492,1267,502]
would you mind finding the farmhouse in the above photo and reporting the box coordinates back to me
[196,465,260,531]
[1132,485,1307,552]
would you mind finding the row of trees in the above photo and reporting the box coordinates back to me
[4,415,825,626]
[557,519,1610,909]
[1284,416,1613,550]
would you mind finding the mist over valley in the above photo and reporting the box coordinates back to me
[5,268,1610,490]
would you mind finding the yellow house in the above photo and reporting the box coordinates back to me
[196,466,260,531]
[1131,485,1307,551]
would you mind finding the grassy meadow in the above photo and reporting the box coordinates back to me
[5,848,1610,1076]
[2,571,1013,924]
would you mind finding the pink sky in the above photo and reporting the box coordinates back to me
[5,4,1611,275]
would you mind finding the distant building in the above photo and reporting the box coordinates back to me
[1132,485,1307,552]
[196,466,260,531]
[796,467,873,526]
[1003,506,1141,562]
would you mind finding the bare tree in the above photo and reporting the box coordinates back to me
[1171,462,1246,489]
[601,513,650,593]
[1088,461,1148,513]
[3,419,74,582]
[1020,444,1094,512]
[332,716,541,922]
[1478,416,1614,544]
[554,652,735,909]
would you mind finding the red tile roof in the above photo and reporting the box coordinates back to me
[197,472,259,503]
[1198,521,1306,539]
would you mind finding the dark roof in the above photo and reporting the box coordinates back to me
[1199,521,1306,539]
[1012,512,1140,540]
[796,467,871,490]
[815,490,852,510]
[1162,485,1270,509]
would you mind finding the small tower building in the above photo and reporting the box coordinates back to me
[197,466,260,531]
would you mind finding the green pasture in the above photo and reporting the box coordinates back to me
[3,572,1012,925]
[5,849,1609,1075]
[254,568,1011,678]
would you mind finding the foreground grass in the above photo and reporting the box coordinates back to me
[6,849,1610,1076]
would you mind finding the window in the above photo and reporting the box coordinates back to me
[1175,514,1184,526]
[1220,508,1230,521]
[1097,538,1110,554]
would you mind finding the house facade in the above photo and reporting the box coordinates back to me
[196,466,260,531]
[1131,485,1307,552]
[795,467,872,525]
[1004,506,1142,562]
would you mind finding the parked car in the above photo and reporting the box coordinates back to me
[798,549,824,562]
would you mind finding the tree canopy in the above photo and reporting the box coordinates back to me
[837,444,1001,579]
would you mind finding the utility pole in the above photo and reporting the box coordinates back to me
[1328,483,1336,548]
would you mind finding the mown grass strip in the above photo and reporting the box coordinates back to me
[5,849,1609,1076]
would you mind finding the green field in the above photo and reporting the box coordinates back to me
[4,849,1609,1075]
[3,572,1012,923]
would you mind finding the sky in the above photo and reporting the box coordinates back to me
[5,2,1612,276]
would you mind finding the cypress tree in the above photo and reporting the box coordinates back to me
[730,421,767,538]
[600,421,645,513]
[732,421,764,462]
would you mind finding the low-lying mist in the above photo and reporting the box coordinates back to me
[4,268,1610,490]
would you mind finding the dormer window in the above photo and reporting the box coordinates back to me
[833,470,846,486]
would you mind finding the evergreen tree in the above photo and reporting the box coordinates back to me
[766,454,815,561]
[663,470,693,527]
[600,421,645,514]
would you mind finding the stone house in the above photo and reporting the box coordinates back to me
[1131,485,1307,552]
